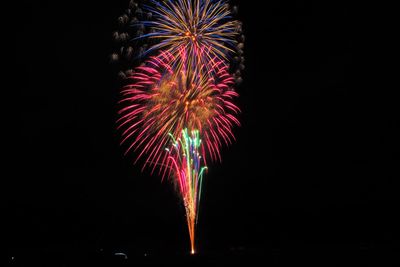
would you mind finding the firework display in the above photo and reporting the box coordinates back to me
[112,0,244,253]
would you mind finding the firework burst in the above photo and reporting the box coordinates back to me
[139,0,240,70]
[118,51,240,173]
[112,0,243,253]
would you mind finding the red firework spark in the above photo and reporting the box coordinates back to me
[117,50,240,175]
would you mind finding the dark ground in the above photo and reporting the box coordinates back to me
[8,0,399,266]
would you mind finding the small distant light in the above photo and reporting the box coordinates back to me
[11,256,14,261]
[191,249,195,255]
[144,253,147,257]
[114,252,128,260]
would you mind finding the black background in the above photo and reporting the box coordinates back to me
[9,0,398,265]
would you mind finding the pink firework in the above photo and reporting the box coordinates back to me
[117,51,240,175]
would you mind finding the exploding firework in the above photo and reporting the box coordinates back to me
[111,0,245,84]
[138,0,240,71]
[112,0,244,253]
[118,51,240,172]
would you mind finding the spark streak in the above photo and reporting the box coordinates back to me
[167,128,207,253]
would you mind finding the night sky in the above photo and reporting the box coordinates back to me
[9,0,398,265]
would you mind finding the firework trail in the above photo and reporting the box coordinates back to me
[166,128,207,254]
[112,0,244,253]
